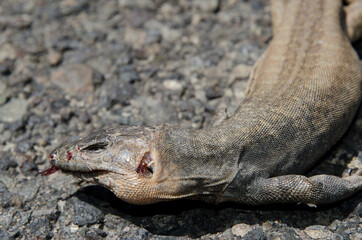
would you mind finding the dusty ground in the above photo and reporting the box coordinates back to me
[0,0,361,239]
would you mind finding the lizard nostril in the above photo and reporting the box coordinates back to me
[49,153,57,165]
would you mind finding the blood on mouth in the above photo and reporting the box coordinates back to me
[67,151,73,161]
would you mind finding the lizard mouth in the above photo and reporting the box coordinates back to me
[39,166,110,177]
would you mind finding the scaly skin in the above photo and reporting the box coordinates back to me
[41,0,362,206]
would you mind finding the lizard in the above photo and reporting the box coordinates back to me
[41,0,362,206]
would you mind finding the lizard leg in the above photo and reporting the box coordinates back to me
[246,172,361,206]
[344,0,362,42]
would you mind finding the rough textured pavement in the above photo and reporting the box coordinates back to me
[0,0,361,239]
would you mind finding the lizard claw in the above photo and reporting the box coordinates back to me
[306,203,317,208]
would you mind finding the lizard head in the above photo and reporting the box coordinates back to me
[40,126,166,204]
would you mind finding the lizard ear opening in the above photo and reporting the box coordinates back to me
[136,152,154,177]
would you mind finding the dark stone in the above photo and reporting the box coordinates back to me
[132,228,151,240]
[0,151,17,170]
[87,30,107,43]
[0,15,32,29]
[29,217,53,239]
[84,229,108,239]
[0,184,13,208]
[51,36,83,52]
[27,114,43,129]
[35,0,88,21]
[115,54,133,66]
[205,85,223,100]
[251,0,264,11]
[244,228,267,240]
[77,111,92,124]
[98,80,136,108]
[267,227,302,240]
[63,49,93,64]
[179,100,194,112]
[93,71,105,88]
[60,0,89,17]
[50,98,70,111]
[18,179,39,203]
[117,65,140,84]
[0,228,12,240]
[0,64,11,76]
[33,2,62,20]
[146,29,162,44]
[59,108,75,123]
[356,202,362,217]
[20,160,37,176]
[16,141,31,153]
[73,200,103,226]
[5,118,26,132]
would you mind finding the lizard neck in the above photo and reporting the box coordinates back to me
[154,124,240,201]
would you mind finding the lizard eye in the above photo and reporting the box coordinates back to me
[82,142,108,152]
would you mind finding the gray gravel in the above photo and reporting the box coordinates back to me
[0,0,361,239]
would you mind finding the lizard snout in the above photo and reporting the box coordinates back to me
[49,152,57,165]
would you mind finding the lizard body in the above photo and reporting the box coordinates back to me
[42,0,362,206]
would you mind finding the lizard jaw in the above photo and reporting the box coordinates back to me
[39,164,110,177]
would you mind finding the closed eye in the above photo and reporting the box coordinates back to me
[82,142,108,152]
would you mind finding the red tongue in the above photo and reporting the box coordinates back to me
[39,166,59,176]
